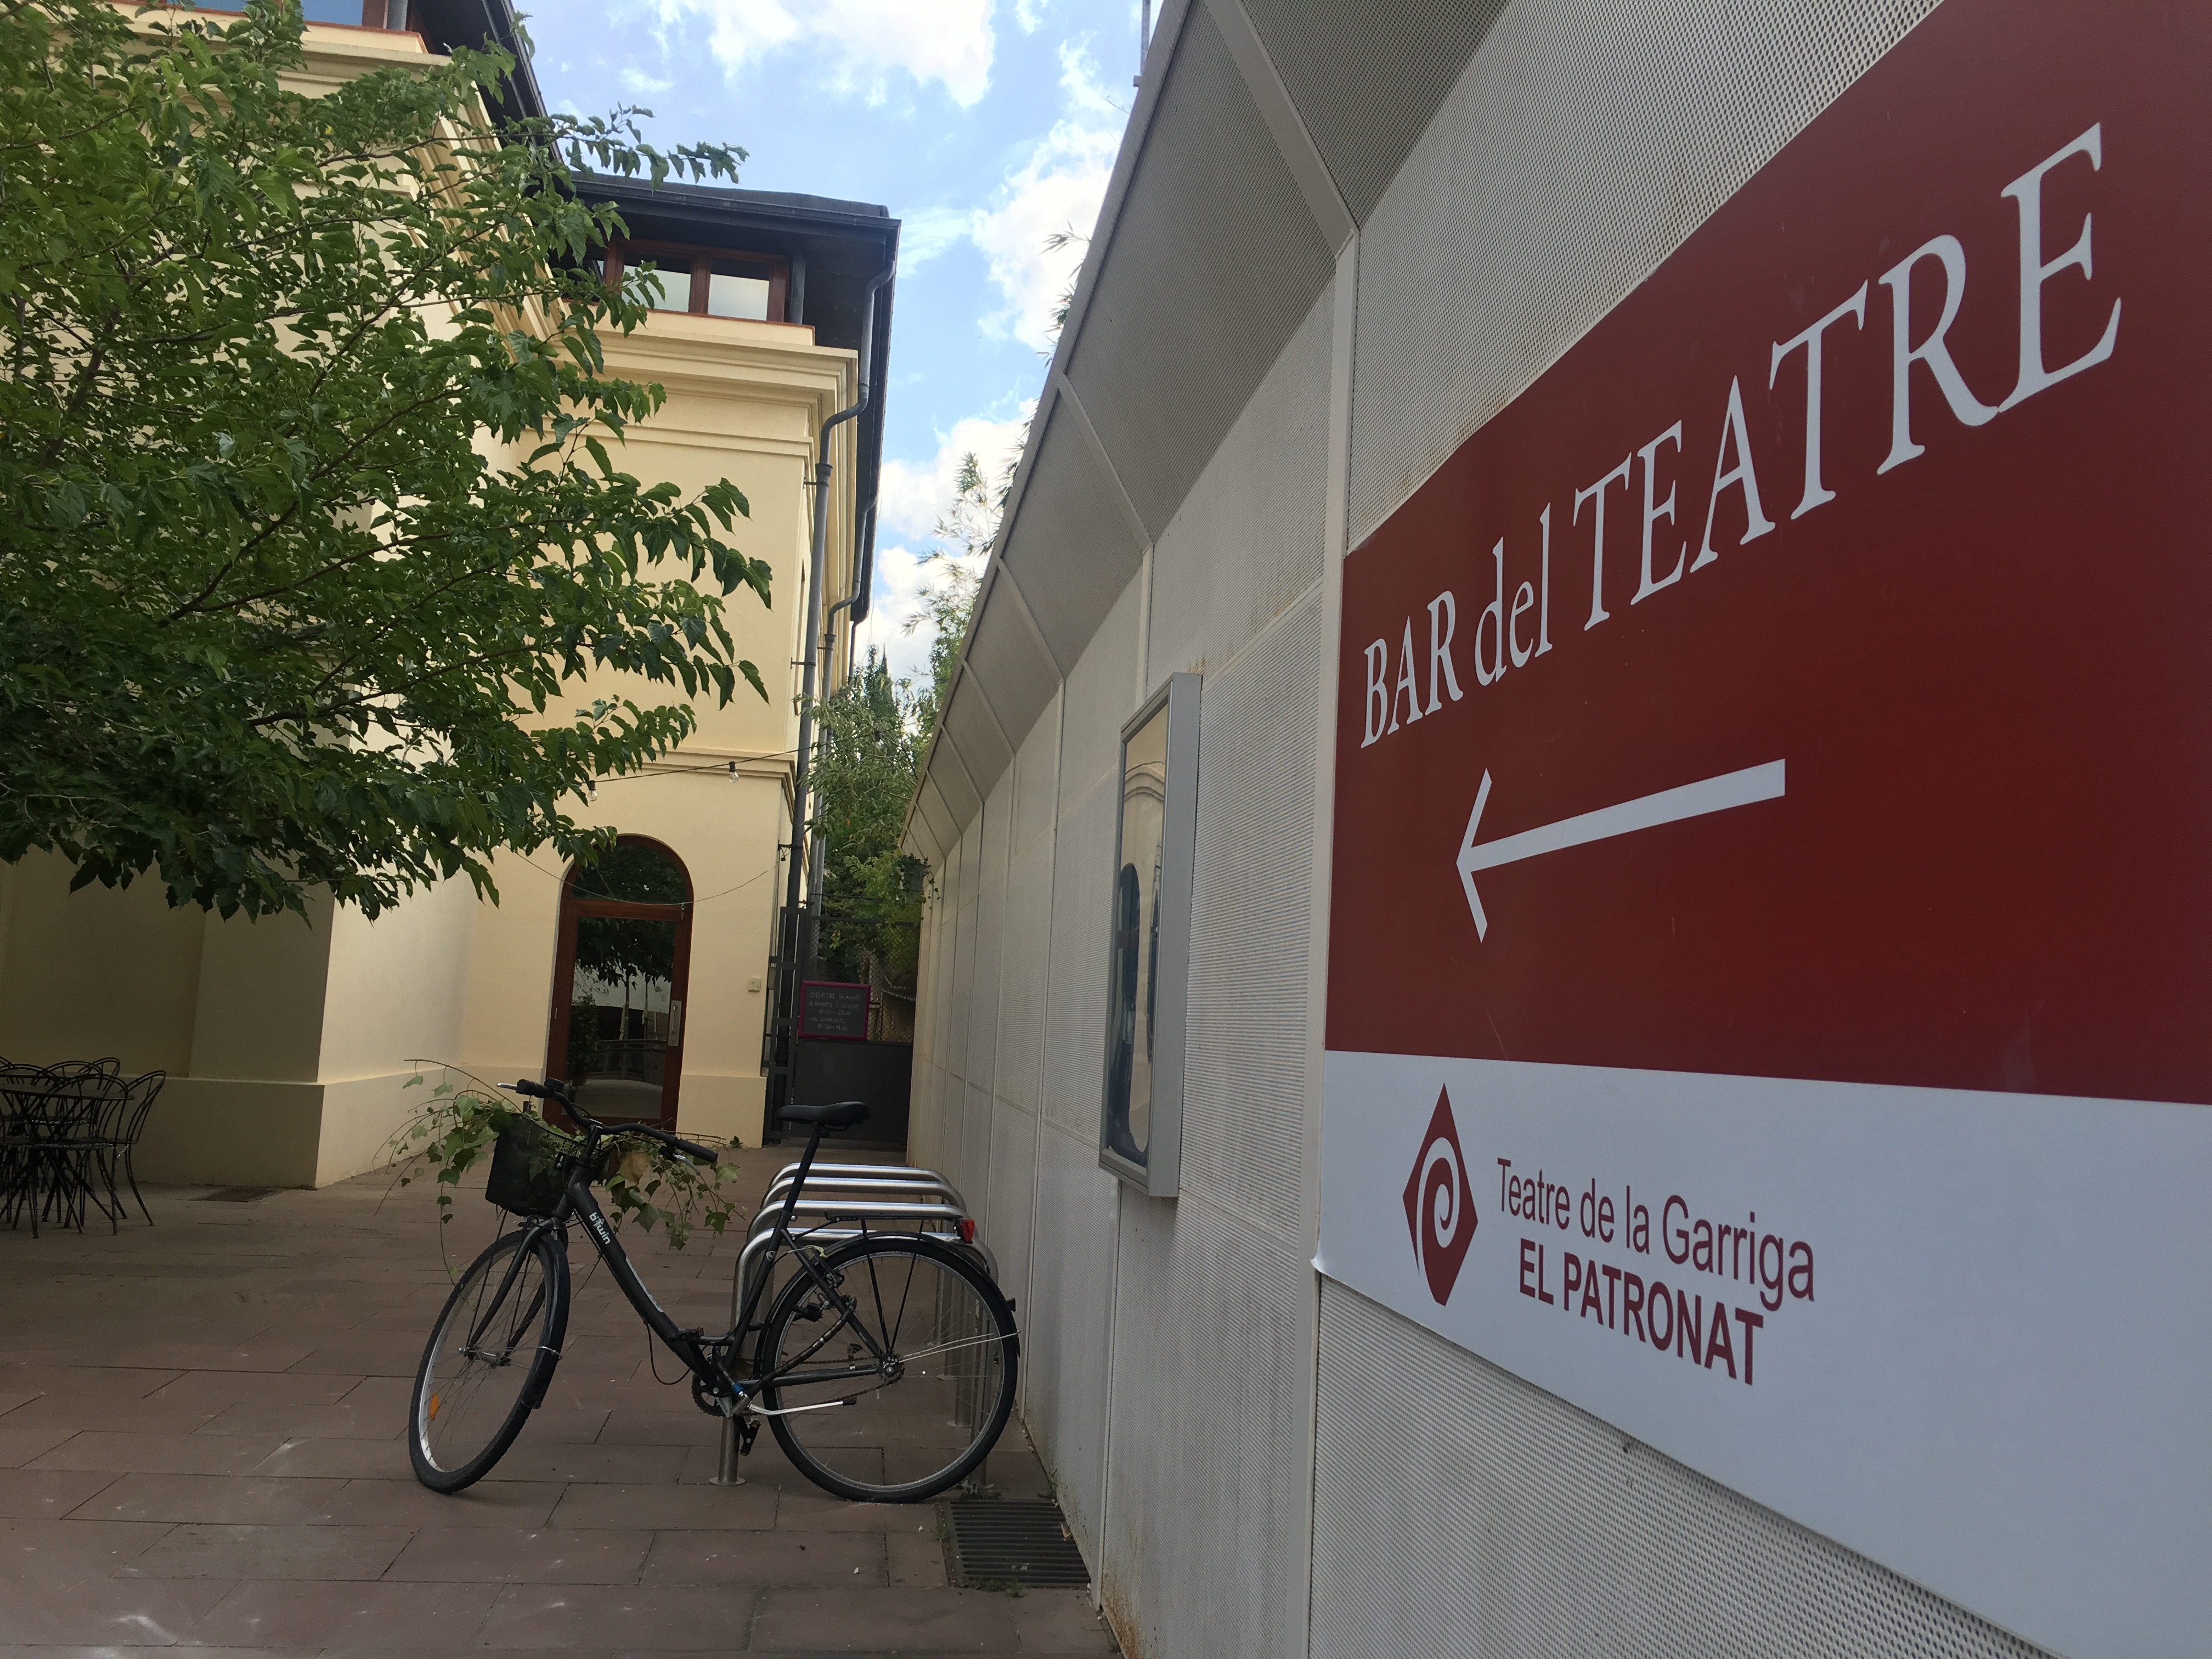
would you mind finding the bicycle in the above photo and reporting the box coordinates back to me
[405,1080,1019,1503]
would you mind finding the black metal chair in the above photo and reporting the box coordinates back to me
[90,1070,166,1227]
[0,1063,146,1234]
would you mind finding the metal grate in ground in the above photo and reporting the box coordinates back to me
[948,1498,1091,1588]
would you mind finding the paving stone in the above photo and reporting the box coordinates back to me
[319,1476,566,1528]
[640,1528,883,1587]
[143,1370,358,1412]
[0,1517,171,1579]
[545,1479,776,1532]
[383,1523,654,1583]
[120,1521,413,1581]
[247,1435,414,1479]
[1007,1590,1118,1653]
[193,1578,499,1649]
[0,1467,124,1520]
[30,1432,288,1476]
[886,1527,950,1588]
[0,1573,237,1646]
[68,1474,349,1526]
[0,1422,78,1470]
[748,1587,1021,1651]
[476,1582,764,1649]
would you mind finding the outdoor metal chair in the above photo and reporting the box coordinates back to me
[0,1064,155,1235]
[89,1071,166,1228]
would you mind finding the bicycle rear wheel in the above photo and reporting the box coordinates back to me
[758,1234,1019,1503]
[409,1227,568,1493]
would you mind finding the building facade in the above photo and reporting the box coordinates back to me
[900,3,2205,1657]
[0,8,895,1182]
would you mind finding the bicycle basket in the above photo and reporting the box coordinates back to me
[484,1113,573,1216]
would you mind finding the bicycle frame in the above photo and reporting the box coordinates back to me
[517,1105,903,1421]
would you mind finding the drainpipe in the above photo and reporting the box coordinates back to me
[769,260,892,1121]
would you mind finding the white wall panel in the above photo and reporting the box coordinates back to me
[1147,281,1333,690]
[1348,0,1937,545]
[984,1101,1037,1330]
[1024,1123,1122,1563]
[1102,1192,1313,1659]
[1181,591,1323,1237]
[1311,1282,2052,1659]
[964,776,1013,1101]
[996,833,1053,1116]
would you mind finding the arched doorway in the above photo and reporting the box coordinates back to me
[545,838,693,1130]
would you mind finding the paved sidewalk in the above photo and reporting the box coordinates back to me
[0,1142,1111,1657]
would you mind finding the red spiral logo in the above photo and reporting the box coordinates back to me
[1403,1087,1477,1304]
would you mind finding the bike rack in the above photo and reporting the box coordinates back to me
[764,1162,968,1207]
[713,1160,988,1487]
[756,1171,968,1211]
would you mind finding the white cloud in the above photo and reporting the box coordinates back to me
[897,206,973,272]
[857,411,1031,685]
[850,541,958,689]
[877,40,1126,351]
[664,0,996,107]
[876,411,1031,541]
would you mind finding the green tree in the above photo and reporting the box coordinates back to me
[0,0,771,920]
[809,650,925,989]
[904,450,994,742]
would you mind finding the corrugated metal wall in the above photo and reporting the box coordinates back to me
[899,1,2063,1656]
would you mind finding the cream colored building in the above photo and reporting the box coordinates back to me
[0,6,895,1185]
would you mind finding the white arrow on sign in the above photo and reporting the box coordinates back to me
[1456,760,1786,939]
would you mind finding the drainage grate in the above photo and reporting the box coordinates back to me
[948,1498,1091,1588]
[195,1187,276,1203]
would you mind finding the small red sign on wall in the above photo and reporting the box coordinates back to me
[797,980,871,1042]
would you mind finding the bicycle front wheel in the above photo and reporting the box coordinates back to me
[409,1228,568,1493]
[759,1234,1019,1503]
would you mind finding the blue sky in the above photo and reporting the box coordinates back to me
[518,0,1141,681]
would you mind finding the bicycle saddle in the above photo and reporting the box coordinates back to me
[779,1099,870,1129]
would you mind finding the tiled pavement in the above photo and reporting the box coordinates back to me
[0,1143,1113,1657]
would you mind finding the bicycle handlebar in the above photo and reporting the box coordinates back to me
[510,1079,718,1167]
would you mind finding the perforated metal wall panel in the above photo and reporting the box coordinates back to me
[944,839,977,1083]
[985,1099,1038,1323]
[1311,1282,2055,1659]
[1238,0,1510,227]
[951,1080,987,1220]
[1001,407,1148,673]
[1347,0,1938,545]
[943,675,1014,805]
[1065,3,1333,540]
[1103,1191,1313,1659]
[1013,693,1062,857]
[1180,590,1322,1233]
[996,833,1053,1116]
[1039,581,1139,1138]
[964,781,1013,1103]
[1148,283,1333,687]
[1022,1125,1122,1566]
[1041,773,1113,1139]
[930,736,984,832]
[965,579,1062,758]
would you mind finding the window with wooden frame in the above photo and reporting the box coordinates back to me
[605,241,790,323]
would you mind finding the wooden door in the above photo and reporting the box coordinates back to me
[544,838,693,1131]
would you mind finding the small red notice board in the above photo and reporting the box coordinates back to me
[796,980,871,1042]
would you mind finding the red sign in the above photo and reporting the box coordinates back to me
[1328,0,2212,1105]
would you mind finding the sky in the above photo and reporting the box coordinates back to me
[517,0,1143,686]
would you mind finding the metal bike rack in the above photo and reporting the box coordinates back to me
[756,1170,968,1211]
[713,1159,988,1486]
